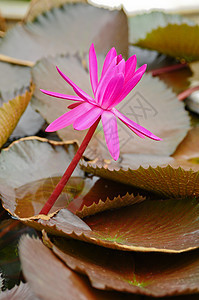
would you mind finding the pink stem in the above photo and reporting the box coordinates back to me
[178,86,199,101]
[149,62,188,76]
[39,118,100,215]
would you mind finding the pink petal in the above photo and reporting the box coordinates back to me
[113,108,162,141]
[117,58,125,74]
[40,89,83,101]
[117,54,123,64]
[89,43,98,95]
[128,127,145,138]
[95,57,120,105]
[101,111,120,161]
[101,47,117,78]
[67,101,83,109]
[56,67,94,103]
[74,106,102,130]
[101,73,124,109]
[45,102,94,132]
[109,64,147,108]
[125,55,137,83]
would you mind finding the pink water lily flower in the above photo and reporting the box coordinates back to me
[41,43,161,160]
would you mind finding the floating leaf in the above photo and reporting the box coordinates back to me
[0,218,36,290]
[173,127,199,161]
[76,193,145,218]
[0,84,34,148]
[82,163,199,198]
[45,235,199,297]
[0,137,142,219]
[12,195,199,253]
[1,177,86,219]
[32,54,190,162]
[0,3,128,102]
[82,197,199,252]
[19,236,136,300]
[129,46,193,95]
[129,11,199,62]
[0,3,127,138]
[0,137,80,189]
[0,283,39,300]
[0,137,83,217]
[24,0,87,22]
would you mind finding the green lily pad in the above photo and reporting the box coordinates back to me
[32,53,190,162]
[45,235,199,297]
[129,11,199,62]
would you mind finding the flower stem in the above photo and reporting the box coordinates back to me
[178,85,199,101]
[39,118,100,215]
[149,62,188,76]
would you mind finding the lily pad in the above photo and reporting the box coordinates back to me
[0,137,80,189]
[45,235,199,297]
[81,126,199,196]
[0,3,127,138]
[0,218,36,290]
[32,53,190,162]
[0,137,142,218]
[0,84,34,148]
[24,0,87,22]
[75,192,145,218]
[82,163,199,198]
[0,3,128,102]
[19,236,137,300]
[10,195,199,253]
[0,137,84,216]
[129,45,193,97]
[129,11,199,62]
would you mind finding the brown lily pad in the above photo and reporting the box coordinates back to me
[0,3,127,102]
[82,161,199,198]
[0,84,34,148]
[80,127,199,197]
[75,192,145,218]
[129,45,192,95]
[0,218,36,290]
[32,54,190,162]
[24,0,87,22]
[0,137,80,189]
[0,3,127,138]
[12,195,199,253]
[129,11,199,62]
[172,127,199,162]
[0,136,83,217]
[0,136,143,218]
[19,236,139,300]
[44,235,199,297]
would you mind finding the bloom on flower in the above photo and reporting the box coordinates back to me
[41,44,161,160]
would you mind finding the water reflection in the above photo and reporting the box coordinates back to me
[0,176,140,218]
